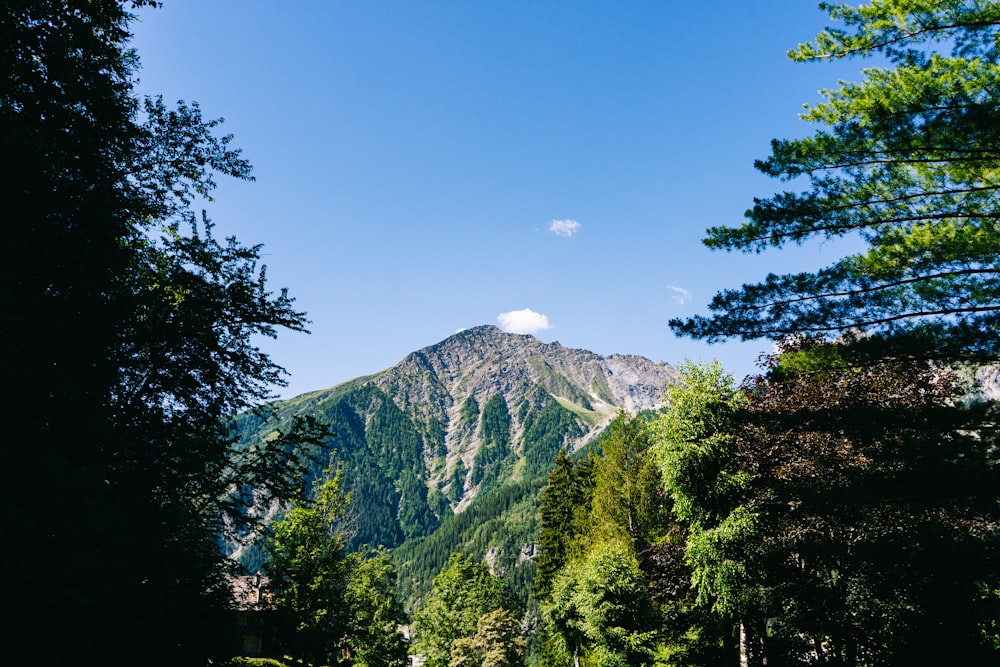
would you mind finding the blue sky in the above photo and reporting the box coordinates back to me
[130,1,868,399]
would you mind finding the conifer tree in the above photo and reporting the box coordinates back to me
[671,1,1000,362]
[534,449,594,601]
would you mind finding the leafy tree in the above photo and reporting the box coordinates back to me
[655,351,1000,666]
[412,553,518,667]
[740,341,1000,665]
[266,469,354,666]
[3,2,318,665]
[449,608,526,667]
[652,362,761,666]
[344,549,409,667]
[670,1,1000,362]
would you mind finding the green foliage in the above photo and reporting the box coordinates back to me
[345,550,410,667]
[393,480,542,610]
[535,408,729,667]
[654,361,749,533]
[427,485,454,523]
[222,658,291,667]
[233,383,448,553]
[521,395,585,478]
[266,469,353,667]
[448,458,468,502]
[450,608,527,667]
[473,394,513,486]
[543,540,659,667]
[652,346,1000,664]
[670,0,1000,362]
[397,468,439,540]
[426,415,448,458]
[461,395,481,426]
[3,2,319,665]
[412,553,519,667]
[591,412,666,550]
[743,344,1000,663]
[534,449,595,602]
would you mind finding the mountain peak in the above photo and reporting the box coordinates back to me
[235,328,678,594]
[380,326,675,447]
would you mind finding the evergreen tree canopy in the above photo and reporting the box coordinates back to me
[670,0,1000,361]
[534,449,594,601]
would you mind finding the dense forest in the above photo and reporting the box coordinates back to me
[8,2,1000,667]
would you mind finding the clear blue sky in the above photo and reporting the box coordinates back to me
[129,1,868,399]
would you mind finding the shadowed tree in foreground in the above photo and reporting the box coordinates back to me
[3,2,321,665]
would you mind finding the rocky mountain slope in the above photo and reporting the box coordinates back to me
[233,325,677,601]
[370,325,675,503]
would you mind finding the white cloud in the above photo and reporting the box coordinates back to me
[548,219,581,237]
[497,308,553,335]
[667,284,692,305]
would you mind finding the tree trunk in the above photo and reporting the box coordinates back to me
[740,621,750,667]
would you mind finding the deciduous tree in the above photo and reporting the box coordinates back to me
[542,540,658,667]
[655,350,1000,666]
[412,553,518,667]
[449,608,526,667]
[3,3,319,665]
[266,470,353,666]
[591,411,667,552]
[344,549,410,667]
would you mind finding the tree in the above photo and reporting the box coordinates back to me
[534,449,595,601]
[344,549,410,667]
[670,1,1000,362]
[590,411,666,552]
[412,553,518,667]
[3,3,318,665]
[449,608,526,667]
[654,350,1000,666]
[653,362,759,666]
[542,540,658,667]
[266,470,353,666]
[738,341,1000,665]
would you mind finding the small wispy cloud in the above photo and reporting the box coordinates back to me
[497,308,553,335]
[548,219,581,238]
[667,284,692,305]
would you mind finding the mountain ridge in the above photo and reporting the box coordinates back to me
[234,324,677,600]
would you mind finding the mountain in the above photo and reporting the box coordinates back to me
[232,325,677,603]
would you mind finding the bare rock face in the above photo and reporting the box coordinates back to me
[976,364,1000,401]
[378,325,674,415]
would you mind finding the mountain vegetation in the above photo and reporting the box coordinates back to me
[231,325,677,607]
[14,1,1000,667]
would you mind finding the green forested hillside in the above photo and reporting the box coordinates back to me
[228,328,673,606]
